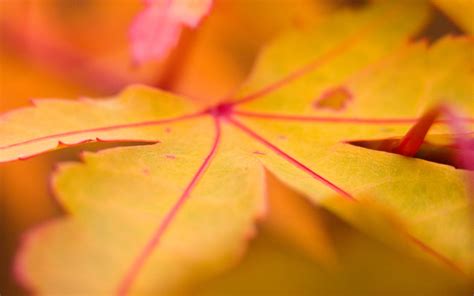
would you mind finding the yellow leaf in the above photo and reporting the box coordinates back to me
[16,117,265,294]
[2,1,473,294]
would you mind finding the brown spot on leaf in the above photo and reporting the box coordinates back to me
[165,154,176,159]
[253,151,266,156]
[314,87,352,111]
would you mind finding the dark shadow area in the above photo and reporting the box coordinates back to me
[413,4,464,43]
[350,138,473,170]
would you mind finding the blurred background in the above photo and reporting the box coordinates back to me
[0,0,472,295]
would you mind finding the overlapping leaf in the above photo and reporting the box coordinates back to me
[130,0,213,63]
[1,1,473,294]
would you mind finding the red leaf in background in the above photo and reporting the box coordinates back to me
[130,0,213,64]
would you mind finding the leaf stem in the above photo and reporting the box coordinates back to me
[393,107,441,157]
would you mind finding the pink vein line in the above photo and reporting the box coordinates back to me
[226,115,354,201]
[233,111,474,125]
[228,114,466,274]
[116,116,222,296]
[232,42,355,105]
[0,111,206,150]
[231,8,396,106]
[404,232,465,275]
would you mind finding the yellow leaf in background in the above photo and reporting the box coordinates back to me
[196,219,472,295]
[262,173,337,267]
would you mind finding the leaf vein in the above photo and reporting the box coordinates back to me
[116,115,222,295]
[226,115,355,201]
[232,111,474,125]
[0,111,206,151]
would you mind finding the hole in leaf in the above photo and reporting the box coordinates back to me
[413,5,463,43]
[349,138,474,170]
[314,87,352,111]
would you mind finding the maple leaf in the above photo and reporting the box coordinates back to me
[1,1,473,294]
[130,0,213,64]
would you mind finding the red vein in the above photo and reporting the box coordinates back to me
[231,8,396,106]
[226,115,354,201]
[232,43,355,105]
[404,232,465,275]
[228,114,469,273]
[116,116,221,296]
[0,111,206,150]
[233,110,474,125]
